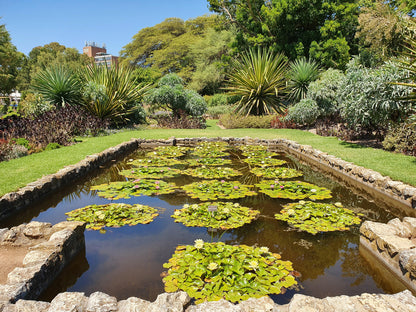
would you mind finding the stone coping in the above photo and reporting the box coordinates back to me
[0,221,86,304]
[360,217,416,294]
[1,136,415,223]
[1,290,416,312]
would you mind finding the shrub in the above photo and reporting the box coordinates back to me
[338,60,411,133]
[287,57,320,103]
[11,137,30,149]
[383,121,416,156]
[145,74,207,117]
[286,98,321,126]
[226,48,288,116]
[270,110,298,129]
[219,114,274,129]
[0,142,28,162]
[206,105,233,119]
[18,93,54,117]
[44,142,62,151]
[208,93,228,107]
[154,110,206,129]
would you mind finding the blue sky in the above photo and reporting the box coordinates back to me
[0,0,211,56]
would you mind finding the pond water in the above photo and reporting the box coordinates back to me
[1,144,412,304]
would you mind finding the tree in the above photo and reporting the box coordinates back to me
[207,0,359,69]
[0,23,25,95]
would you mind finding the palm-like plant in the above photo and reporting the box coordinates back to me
[80,65,151,122]
[31,65,81,107]
[287,57,320,103]
[226,48,288,116]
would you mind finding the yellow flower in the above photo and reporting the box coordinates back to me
[334,202,343,207]
[194,239,204,249]
[207,262,218,270]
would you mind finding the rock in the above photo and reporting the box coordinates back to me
[86,292,118,312]
[286,294,333,312]
[402,218,416,237]
[399,249,416,277]
[0,228,8,240]
[238,296,277,312]
[375,234,416,257]
[7,265,41,284]
[148,292,190,312]
[2,228,19,243]
[49,229,73,243]
[22,222,52,239]
[14,299,50,312]
[22,250,52,266]
[323,295,367,312]
[186,299,240,312]
[117,297,151,312]
[387,218,412,238]
[0,283,26,302]
[48,292,88,312]
[360,221,399,241]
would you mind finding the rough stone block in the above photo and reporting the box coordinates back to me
[7,265,41,284]
[323,295,367,312]
[360,221,398,241]
[387,218,412,238]
[238,296,277,312]
[287,293,332,311]
[149,292,190,312]
[403,217,416,237]
[376,234,416,257]
[399,249,416,278]
[14,299,50,312]
[186,299,239,312]
[22,222,52,239]
[117,297,151,312]
[86,292,118,312]
[22,250,52,266]
[49,292,88,312]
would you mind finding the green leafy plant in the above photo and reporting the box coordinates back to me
[119,167,181,179]
[226,48,288,116]
[255,180,332,200]
[287,57,320,103]
[44,142,62,151]
[286,98,321,126]
[239,145,267,152]
[172,202,259,229]
[243,157,287,167]
[162,241,298,303]
[219,114,274,129]
[146,145,189,158]
[186,158,232,167]
[275,201,362,234]
[65,203,159,232]
[182,180,257,201]
[182,166,242,179]
[242,150,278,159]
[250,167,303,179]
[90,179,177,199]
[129,157,185,167]
[31,65,81,107]
[195,141,229,151]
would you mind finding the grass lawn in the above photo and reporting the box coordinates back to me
[1,120,415,196]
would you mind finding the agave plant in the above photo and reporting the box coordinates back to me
[287,57,320,103]
[226,48,288,116]
[31,65,81,107]
[79,64,151,122]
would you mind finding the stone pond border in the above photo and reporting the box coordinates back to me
[1,136,416,311]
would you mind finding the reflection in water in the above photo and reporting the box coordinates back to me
[4,145,412,302]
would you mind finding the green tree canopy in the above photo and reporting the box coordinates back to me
[0,23,25,95]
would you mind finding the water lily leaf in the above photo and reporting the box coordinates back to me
[185,158,232,167]
[129,157,185,167]
[119,166,181,179]
[250,167,303,179]
[256,180,332,200]
[182,167,242,180]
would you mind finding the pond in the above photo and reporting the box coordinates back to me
[0,143,411,304]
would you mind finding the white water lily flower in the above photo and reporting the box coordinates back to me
[299,200,306,205]
[334,202,343,207]
[207,262,218,270]
[183,204,190,209]
[233,203,239,207]
[223,208,230,214]
[174,210,181,216]
[249,260,259,270]
[259,247,269,254]
[191,204,199,209]
[310,189,317,193]
[194,239,204,249]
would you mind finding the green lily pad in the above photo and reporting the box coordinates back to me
[129,158,185,167]
[243,157,287,167]
[146,146,189,158]
[172,202,259,229]
[182,166,242,179]
[162,241,298,303]
[238,145,268,152]
[250,167,303,179]
[119,166,181,179]
[275,201,363,234]
[90,179,177,199]
[186,158,232,167]
[65,203,159,232]
[182,180,257,201]
[255,180,332,200]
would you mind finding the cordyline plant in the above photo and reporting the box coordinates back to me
[226,48,288,116]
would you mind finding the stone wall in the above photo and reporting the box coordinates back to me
[0,221,86,303]
[360,218,416,294]
[2,290,416,312]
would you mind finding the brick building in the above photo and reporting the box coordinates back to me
[83,42,118,68]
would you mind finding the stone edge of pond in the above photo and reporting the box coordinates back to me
[0,221,85,304]
[1,289,416,311]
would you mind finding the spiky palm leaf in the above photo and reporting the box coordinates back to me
[287,57,320,103]
[226,48,288,116]
[80,65,151,122]
[31,65,81,107]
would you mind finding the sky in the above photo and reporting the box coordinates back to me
[0,0,212,56]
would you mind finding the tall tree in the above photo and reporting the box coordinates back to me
[207,0,359,69]
[0,23,25,95]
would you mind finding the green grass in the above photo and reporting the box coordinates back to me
[1,122,415,196]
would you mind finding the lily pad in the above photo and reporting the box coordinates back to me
[195,141,229,151]
[275,201,363,234]
[146,146,189,158]
[129,158,185,167]
[182,180,257,201]
[119,167,181,179]
[186,158,232,167]
[90,179,177,199]
[255,180,332,200]
[65,203,159,232]
[238,145,268,152]
[182,166,242,179]
[172,202,259,229]
[162,241,298,303]
[250,167,303,179]
[243,157,287,167]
